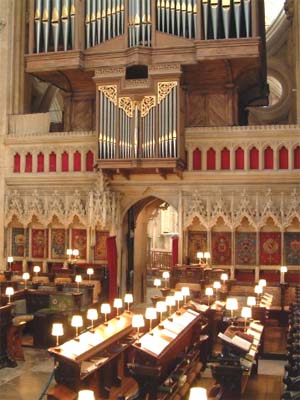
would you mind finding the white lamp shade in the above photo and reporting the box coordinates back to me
[213,281,221,289]
[33,265,41,273]
[254,285,263,294]
[72,249,79,257]
[101,303,111,314]
[75,275,82,283]
[204,252,210,259]
[132,314,145,328]
[22,272,30,280]
[113,298,123,309]
[52,323,64,337]
[124,293,133,304]
[162,271,170,279]
[197,251,204,259]
[281,266,288,273]
[258,279,267,287]
[241,306,252,319]
[165,295,176,306]
[247,296,256,307]
[145,307,157,320]
[226,298,238,311]
[154,278,161,287]
[189,387,207,400]
[174,291,183,301]
[156,301,167,313]
[205,287,213,296]
[87,268,94,275]
[181,287,190,296]
[71,315,83,328]
[87,308,98,321]
[7,256,14,263]
[77,390,95,400]
[5,287,14,296]
[66,248,73,256]
[221,273,228,281]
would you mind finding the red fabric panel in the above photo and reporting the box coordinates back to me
[260,271,280,283]
[259,232,281,265]
[74,151,81,171]
[193,148,201,170]
[207,148,216,170]
[235,271,254,282]
[86,151,94,171]
[14,153,21,173]
[49,152,56,172]
[279,146,288,169]
[25,153,32,173]
[250,147,259,169]
[294,146,300,169]
[264,146,273,169]
[221,148,230,170]
[235,147,244,170]
[37,152,44,172]
[61,151,69,172]
[106,236,118,302]
[172,236,179,267]
[286,272,300,284]
[11,261,22,273]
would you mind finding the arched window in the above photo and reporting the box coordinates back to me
[279,146,288,169]
[294,146,300,169]
[264,146,273,169]
[73,151,81,171]
[221,147,230,170]
[49,152,56,172]
[25,153,32,173]
[13,153,21,173]
[37,152,44,172]
[86,151,94,171]
[192,148,201,170]
[207,148,216,170]
[61,151,69,172]
[235,147,244,170]
[249,147,259,169]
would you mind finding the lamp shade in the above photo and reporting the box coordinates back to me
[189,387,207,400]
[72,249,79,257]
[101,303,111,314]
[241,306,252,319]
[181,287,190,297]
[71,315,83,328]
[258,279,267,287]
[254,285,263,294]
[174,291,183,301]
[77,390,95,400]
[75,275,82,283]
[124,293,133,304]
[162,271,170,279]
[221,273,228,282]
[204,251,210,259]
[205,287,213,296]
[87,268,94,275]
[7,256,13,263]
[113,298,123,309]
[247,296,256,307]
[213,281,221,290]
[281,266,287,273]
[132,314,145,328]
[66,248,72,256]
[22,272,30,280]
[165,295,176,307]
[145,307,157,320]
[197,251,204,259]
[226,298,238,311]
[52,323,64,337]
[33,265,40,274]
[87,308,98,321]
[154,278,161,287]
[5,287,14,296]
[156,301,167,313]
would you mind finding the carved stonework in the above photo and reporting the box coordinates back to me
[95,66,125,78]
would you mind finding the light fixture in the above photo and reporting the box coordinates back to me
[72,249,79,257]
[165,296,176,318]
[254,285,263,304]
[51,323,64,346]
[75,275,82,292]
[205,287,213,306]
[174,291,183,313]
[189,387,207,400]
[7,256,13,271]
[154,278,161,289]
[77,390,95,400]
[204,251,211,262]
[247,296,256,308]
[101,303,111,325]
[5,286,14,303]
[132,314,145,344]
[145,307,157,331]
[226,298,238,320]
[181,287,190,305]
[22,272,30,289]
[87,268,94,282]
[197,251,204,264]
[221,273,228,285]
[213,281,221,298]
[241,306,252,331]
[280,266,288,283]
[258,279,267,289]
[162,271,170,288]
[156,301,167,325]
[124,293,133,312]
[113,298,123,318]
[87,308,98,331]
[71,315,83,337]
[33,265,41,276]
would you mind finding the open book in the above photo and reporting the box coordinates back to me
[218,332,252,353]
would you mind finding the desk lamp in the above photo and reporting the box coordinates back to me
[33,265,41,277]
[213,281,221,299]
[226,297,238,322]
[189,387,207,400]
[77,390,95,400]
[258,279,267,291]
[22,272,30,289]
[132,314,144,344]
[156,301,167,325]
[181,287,190,305]
[280,266,287,283]
[154,278,161,290]
[7,256,13,271]
[101,303,111,325]
[51,323,64,346]
[71,315,83,337]
[113,298,123,318]
[124,293,133,312]
[254,284,263,305]
[5,286,14,303]
[87,308,98,331]
[197,251,204,264]
[87,268,94,283]
[247,296,256,309]
[221,273,228,286]
[205,287,213,306]
[162,271,170,288]
[241,306,252,331]
[75,275,82,292]
[204,251,211,264]
[174,291,183,313]
[145,307,157,331]
[165,295,176,318]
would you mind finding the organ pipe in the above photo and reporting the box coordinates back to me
[221,0,231,39]
[34,0,42,53]
[234,0,241,38]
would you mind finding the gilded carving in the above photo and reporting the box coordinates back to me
[98,85,118,105]
[141,96,156,117]
[119,97,134,117]
[158,81,177,103]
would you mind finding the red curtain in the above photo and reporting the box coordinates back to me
[193,148,201,170]
[25,153,32,173]
[264,146,273,169]
[172,236,179,267]
[279,146,288,169]
[14,153,20,173]
[74,151,81,171]
[221,147,230,170]
[235,147,244,170]
[86,151,94,171]
[37,152,44,172]
[106,236,118,302]
[250,147,259,169]
[294,146,300,169]
[207,148,216,170]
[61,151,69,172]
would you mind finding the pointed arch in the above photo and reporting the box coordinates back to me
[73,151,81,171]
[37,152,44,172]
[61,151,69,172]
[264,146,273,169]
[235,147,244,170]
[86,151,94,171]
[25,153,32,173]
[192,148,202,170]
[279,146,288,169]
[207,147,216,170]
[221,147,230,170]
[249,146,259,169]
[13,153,21,173]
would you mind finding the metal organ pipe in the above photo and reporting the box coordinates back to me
[34,0,42,53]
[42,0,51,52]
[128,0,151,47]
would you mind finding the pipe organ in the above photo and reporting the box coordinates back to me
[98,82,178,160]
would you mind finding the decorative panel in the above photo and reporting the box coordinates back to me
[51,229,66,259]
[32,228,48,258]
[188,231,207,264]
[12,227,26,257]
[71,228,87,259]
[235,232,256,265]
[259,232,281,265]
[94,231,109,261]
[284,232,300,266]
[212,231,232,265]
